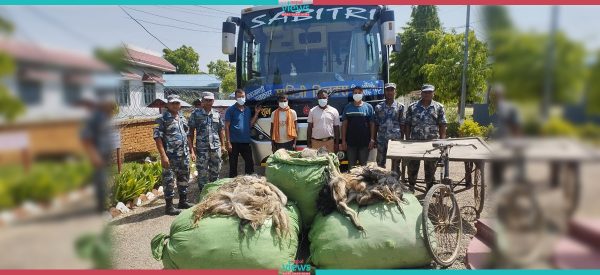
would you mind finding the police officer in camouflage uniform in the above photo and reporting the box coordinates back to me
[405,84,447,192]
[154,94,194,216]
[375,83,405,174]
[188,92,225,193]
[80,91,116,213]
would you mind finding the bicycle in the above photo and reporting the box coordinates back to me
[420,141,479,267]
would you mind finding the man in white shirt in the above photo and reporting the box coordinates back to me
[307,89,340,153]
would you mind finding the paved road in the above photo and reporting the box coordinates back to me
[4,157,594,269]
[110,158,600,270]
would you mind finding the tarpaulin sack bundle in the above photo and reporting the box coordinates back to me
[266,150,339,227]
[309,193,432,269]
[151,178,300,269]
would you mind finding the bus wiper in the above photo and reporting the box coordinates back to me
[362,18,377,33]
[362,8,380,33]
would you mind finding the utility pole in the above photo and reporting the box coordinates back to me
[459,5,470,124]
[543,6,559,121]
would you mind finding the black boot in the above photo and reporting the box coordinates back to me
[178,192,194,209]
[165,198,181,216]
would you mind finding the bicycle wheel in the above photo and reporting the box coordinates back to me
[495,183,546,266]
[423,184,463,267]
[473,162,485,218]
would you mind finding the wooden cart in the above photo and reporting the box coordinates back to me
[386,137,492,267]
[387,137,491,217]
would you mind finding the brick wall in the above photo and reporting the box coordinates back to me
[0,111,239,165]
[116,118,158,162]
[0,120,84,165]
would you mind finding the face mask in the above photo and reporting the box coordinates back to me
[353,94,363,102]
[279,102,288,109]
[236,97,246,105]
[318,99,328,107]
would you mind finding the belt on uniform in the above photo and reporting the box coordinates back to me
[312,137,334,141]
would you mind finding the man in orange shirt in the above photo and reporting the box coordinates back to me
[270,94,298,152]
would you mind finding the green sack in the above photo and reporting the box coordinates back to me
[266,150,339,227]
[151,178,300,269]
[309,194,432,269]
[198,178,231,201]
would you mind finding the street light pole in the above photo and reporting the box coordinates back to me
[543,5,559,121]
[459,5,471,124]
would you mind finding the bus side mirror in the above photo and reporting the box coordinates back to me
[380,10,395,46]
[228,49,236,63]
[222,21,236,55]
[392,35,401,53]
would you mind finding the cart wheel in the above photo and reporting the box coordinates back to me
[473,162,485,218]
[460,206,478,223]
[495,183,546,266]
[423,184,463,267]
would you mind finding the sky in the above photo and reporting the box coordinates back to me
[2,5,600,72]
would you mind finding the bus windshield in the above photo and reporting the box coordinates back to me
[239,6,383,93]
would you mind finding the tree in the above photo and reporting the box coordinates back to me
[586,51,600,114]
[207,60,235,80]
[421,30,491,103]
[0,16,24,121]
[481,6,513,34]
[162,45,200,74]
[481,6,587,105]
[94,47,127,72]
[208,60,236,95]
[490,31,586,104]
[221,70,237,95]
[481,5,513,52]
[390,6,443,94]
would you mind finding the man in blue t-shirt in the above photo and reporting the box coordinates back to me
[224,89,261,177]
[341,86,376,168]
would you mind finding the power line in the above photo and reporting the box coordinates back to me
[124,17,220,33]
[124,6,220,31]
[119,5,171,50]
[160,6,225,19]
[194,5,237,16]
[25,6,96,45]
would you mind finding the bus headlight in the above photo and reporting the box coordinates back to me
[250,128,270,142]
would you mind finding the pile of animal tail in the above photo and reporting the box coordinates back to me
[193,175,290,238]
[317,163,408,230]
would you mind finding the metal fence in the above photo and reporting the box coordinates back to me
[113,87,226,121]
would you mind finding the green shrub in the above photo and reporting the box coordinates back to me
[541,116,578,137]
[0,180,14,209]
[523,119,542,136]
[577,123,600,141]
[111,162,161,204]
[0,161,92,210]
[458,119,484,137]
[482,124,495,138]
[446,122,460,138]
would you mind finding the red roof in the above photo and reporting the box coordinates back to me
[123,47,175,72]
[121,70,142,80]
[142,73,165,84]
[0,39,109,72]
